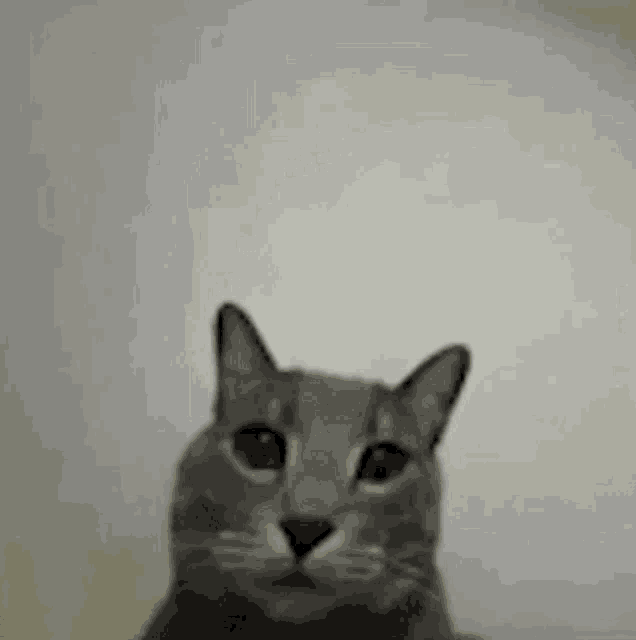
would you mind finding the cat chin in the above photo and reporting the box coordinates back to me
[262,592,341,621]
[231,575,423,623]
[252,587,428,628]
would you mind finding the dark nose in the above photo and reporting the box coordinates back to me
[279,517,334,561]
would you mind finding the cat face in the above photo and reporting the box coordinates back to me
[167,303,470,632]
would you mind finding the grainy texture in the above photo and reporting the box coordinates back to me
[136,303,476,639]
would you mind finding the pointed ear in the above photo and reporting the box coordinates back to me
[395,345,470,450]
[215,303,277,376]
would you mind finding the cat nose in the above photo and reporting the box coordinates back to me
[279,517,334,561]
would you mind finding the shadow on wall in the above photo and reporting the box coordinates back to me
[0,340,161,640]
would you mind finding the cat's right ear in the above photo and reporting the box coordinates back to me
[214,303,277,376]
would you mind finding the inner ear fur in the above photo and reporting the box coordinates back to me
[215,303,278,376]
[394,345,471,450]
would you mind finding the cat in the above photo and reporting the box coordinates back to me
[136,303,481,640]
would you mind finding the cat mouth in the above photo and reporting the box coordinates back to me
[256,569,336,596]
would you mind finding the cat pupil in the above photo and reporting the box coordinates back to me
[358,442,409,483]
[234,425,285,471]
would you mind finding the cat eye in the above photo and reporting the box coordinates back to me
[233,425,286,471]
[357,442,410,482]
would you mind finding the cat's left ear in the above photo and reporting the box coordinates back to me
[394,345,470,450]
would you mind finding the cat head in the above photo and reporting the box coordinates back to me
[170,303,470,630]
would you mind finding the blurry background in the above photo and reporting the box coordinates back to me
[1,1,635,638]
